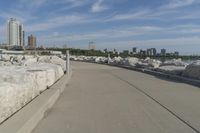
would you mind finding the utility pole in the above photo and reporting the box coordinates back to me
[66,50,70,75]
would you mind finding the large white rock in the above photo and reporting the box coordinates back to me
[27,63,64,88]
[0,61,12,66]
[0,54,10,61]
[136,57,161,68]
[0,56,65,124]
[182,60,200,79]
[157,66,185,75]
[124,57,139,67]
[162,58,188,67]
[21,57,38,66]
[0,66,39,123]
[95,57,107,63]
[0,82,38,123]
[11,55,24,63]
[70,56,78,61]
[38,56,66,71]
[146,58,161,68]
[110,56,123,65]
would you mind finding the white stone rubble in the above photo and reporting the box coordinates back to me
[157,66,186,75]
[162,58,188,67]
[182,60,200,79]
[0,55,65,123]
[123,57,139,67]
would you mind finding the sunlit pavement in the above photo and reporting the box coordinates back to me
[32,61,200,133]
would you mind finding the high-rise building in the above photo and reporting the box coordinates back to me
[151,48,157,56]
[7,18,24,46]
[161,49,166,56]
[147,49,151,56]
[139,50,147,56]
[147,48,156,56]
[28,35,36,48]
[123,50,129,55]
[19,24,24,46]
[104,48,108,53]
[113,49,117,54]
[132,47,137,53]
[174,51,179,56]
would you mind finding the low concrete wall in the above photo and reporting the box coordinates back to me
[0,70,72,133]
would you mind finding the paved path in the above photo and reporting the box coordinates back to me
[32,62,200,133]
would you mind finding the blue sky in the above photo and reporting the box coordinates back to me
[0,0,200,54]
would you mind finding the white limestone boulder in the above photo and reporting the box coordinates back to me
[136,57,161,68]
[0,56,65,124]
[38,56,66,71]
[157,66,186,75]
[124,57,139,67]
[110,56,123,65]
[182,60,200,79]
[0,54,10,61]
[162,58,188,67]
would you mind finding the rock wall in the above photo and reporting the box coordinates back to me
[182,60,200,79]
[0,55,65,124]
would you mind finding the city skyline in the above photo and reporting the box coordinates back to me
[0,0,200,54]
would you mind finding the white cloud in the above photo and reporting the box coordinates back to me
[0,10,37,23]
[39,35,200,54]
[162,0,198,9]
[59,0,88,7]
[133,36,200,46]
[38,25,162,42]
[96,36,200,51]
[105,0,200,22]
[91,0,108,13]
[177,11,200,19]
[36,24,200,51]
[18,0,49,9]
[105,1,200,22]
[54,0,90,11]
[26,14,95,32]
[106,10,151,21]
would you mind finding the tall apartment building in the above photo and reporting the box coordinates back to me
[7,18,24,46]
[28,35,36,48]
[147,48,156,56]
[132,47,137,53]
[161,49,166,56]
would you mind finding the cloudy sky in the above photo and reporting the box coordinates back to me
[0,0,200,54]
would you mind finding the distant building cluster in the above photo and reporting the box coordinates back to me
[2,18,37,50]
[126,47,179,57]
[103,47,179,57]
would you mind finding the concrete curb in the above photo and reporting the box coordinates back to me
[0,70,72,133]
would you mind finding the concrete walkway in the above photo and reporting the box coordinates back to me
[32,62,200,133]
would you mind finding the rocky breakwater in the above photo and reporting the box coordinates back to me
[0,55,66,124]
[156,58,188,75]
[182,60,200,80]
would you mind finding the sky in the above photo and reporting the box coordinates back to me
[0,0,200,54]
